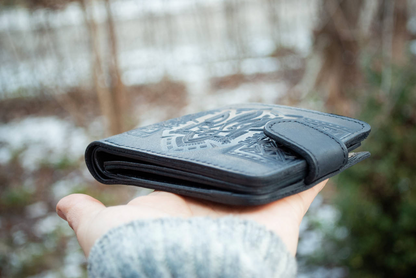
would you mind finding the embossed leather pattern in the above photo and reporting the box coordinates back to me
[85,104,371,205]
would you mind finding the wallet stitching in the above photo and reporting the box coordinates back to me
[239,103,367,130]
[105,106,362,176]
[268,120,348,180]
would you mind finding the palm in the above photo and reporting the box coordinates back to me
[57,180,327,257]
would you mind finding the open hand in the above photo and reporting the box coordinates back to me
[56,179,327,257]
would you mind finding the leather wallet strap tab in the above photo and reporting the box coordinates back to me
[264,119,349,184]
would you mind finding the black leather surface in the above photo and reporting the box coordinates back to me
[85,104,371,205]
[264,119,348,184]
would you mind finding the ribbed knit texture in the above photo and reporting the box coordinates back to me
[88,217,297,278]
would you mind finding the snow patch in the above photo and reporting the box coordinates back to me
[0,117,90,172]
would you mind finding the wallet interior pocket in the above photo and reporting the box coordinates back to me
[91,146,301,195]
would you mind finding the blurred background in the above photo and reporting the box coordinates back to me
[0,0,415,277]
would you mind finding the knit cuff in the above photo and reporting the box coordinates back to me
[88,217,296,278]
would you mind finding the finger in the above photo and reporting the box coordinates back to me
[296,179,328,213]
[263,179,329,223]
[280,179,328,222]
[56,194,105,233]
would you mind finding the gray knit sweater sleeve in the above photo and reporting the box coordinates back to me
[88,217,297,278]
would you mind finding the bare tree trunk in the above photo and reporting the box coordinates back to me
[312,0,409,116]
[104,0,126,135]
[80,0,120,135]
[224,0,245,73]
[368,0,410,130]
[40,10,87,126]
[313,0,363,116]
[392,0,409,65]
[373,0,409,66]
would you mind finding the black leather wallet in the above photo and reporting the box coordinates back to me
[85,104,371,205]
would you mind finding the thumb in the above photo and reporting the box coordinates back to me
[286,179,328,223]
[296,179,328,213]
[56,194,105,233]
